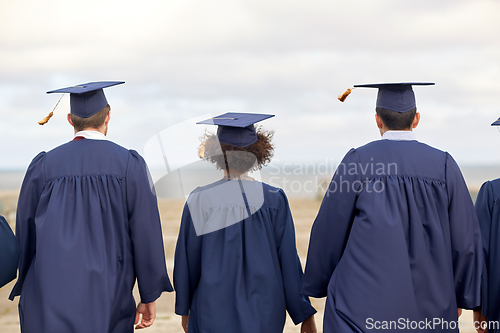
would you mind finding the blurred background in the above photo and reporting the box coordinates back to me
[0,0,499,187]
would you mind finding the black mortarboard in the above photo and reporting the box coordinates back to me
[339,82,434,113]
[46,81,124,119]
[197,112,274,147]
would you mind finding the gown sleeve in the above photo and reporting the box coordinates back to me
[274,189,317,325]
[127,150,173,304]
[301,149,361,298]
[9,152,46,300]
[445,153,482,309]
[173,196,203,316]
[0,215,20,288]
[475,180,493,314]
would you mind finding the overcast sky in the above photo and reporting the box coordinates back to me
[1,0,499,172]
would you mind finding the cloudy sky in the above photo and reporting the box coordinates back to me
[0,0,499,172]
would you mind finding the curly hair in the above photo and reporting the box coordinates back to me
[198,126,274,173]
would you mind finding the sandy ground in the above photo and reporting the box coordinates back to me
[0,194,479,332]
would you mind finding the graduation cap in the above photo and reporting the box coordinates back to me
[338,82,435,113]
[197,112,274,147]
[40,81,124,125]
[491,118,500,126]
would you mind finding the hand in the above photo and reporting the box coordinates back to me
[458,308,463,317]
[181,315,189,333]
[473,310,487,333]
[300,315,317,333]
[135,302,156,329]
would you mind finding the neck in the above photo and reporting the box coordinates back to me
[224,170,249,179]
[74,126,107,136]
[379,127,412,136]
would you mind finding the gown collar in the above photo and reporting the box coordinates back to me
[381,130,417,141]
[73,130,107,141]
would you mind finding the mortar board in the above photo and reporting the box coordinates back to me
[197,112,274,147]
[491,117,500,126]
[339,82,434,113]
[47,81,125,118]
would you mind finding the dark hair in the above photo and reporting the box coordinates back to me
[70,105,110,132]
[199,126,274,174]
[376,107,416,130]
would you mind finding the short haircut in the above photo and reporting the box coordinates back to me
[70,105,110,132]
[199,126,274,174]
[376,107,416,130]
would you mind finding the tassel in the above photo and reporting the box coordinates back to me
[338,88,354,102]
[38,111,53,125]
[38,93,65,125]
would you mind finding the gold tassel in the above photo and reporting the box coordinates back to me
[38,93,65,125]
[38,111,53,125]
[338,88,354,102]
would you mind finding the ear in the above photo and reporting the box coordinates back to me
[412,112,420,129]
[67,113,74,126]
[104,111,111,126]
[375,114,384,129]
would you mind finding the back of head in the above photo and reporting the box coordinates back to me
[376,107,417,130]
[196,113,276,174]
[70,105,111,132]
[200,126,275,174]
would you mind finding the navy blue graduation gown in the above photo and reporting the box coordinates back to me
[0,215,20,288]
[9,139,173,333]
[475,179,500,333]
[302,140,482,333]
[174,179,316,333]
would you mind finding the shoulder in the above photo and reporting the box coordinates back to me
[127,149,147,163]
[24,151,47,173]
[190,179,227,193]
[262,181,282,194]
[189,180,289,210]
[29,151,47,164]
[479,179,500,200]
[357,139,445,156]
[184,179,233,204]
[488,178,500,188]
[100,140,131,157]
[443,151,462,170]
[124,149,152,177]
[262,183,289,210]
[355,140,449,172]
[43,141,139,178]
[46,139,130,159]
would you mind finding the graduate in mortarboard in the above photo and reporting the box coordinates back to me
[473,117,500,333]
[9,82,173,333]
[302,83,483,333]
[173,113,317,333]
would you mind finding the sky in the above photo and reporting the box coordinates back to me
[1,0,499,173]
